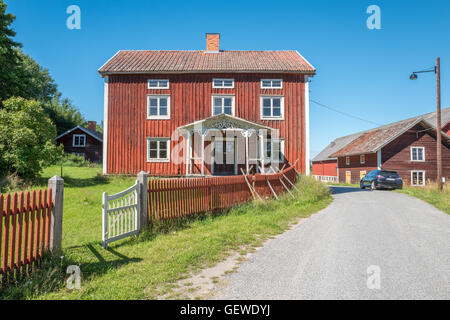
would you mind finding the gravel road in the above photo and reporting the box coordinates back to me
[214,186,450,299]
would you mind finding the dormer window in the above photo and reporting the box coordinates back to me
[148,79,169,89]
[213,79,234,88]
[261,79,283,89]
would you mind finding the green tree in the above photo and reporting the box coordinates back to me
[44,95,86,135]
[0,97,63,179]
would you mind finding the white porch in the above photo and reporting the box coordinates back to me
[177,114,283,176]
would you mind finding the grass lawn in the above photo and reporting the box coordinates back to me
[396,183,450,215]
[0,166,331,300]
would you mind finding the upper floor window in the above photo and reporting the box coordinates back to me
[260,96,284,120]
[147,95,170,119]
[212,95,235,116]
[148,79,169,89]
[147,138,170,162]
[360,154,365,164]
[73,134,86,147]
[261,79,283,89]
[346,156,350,166]
[411,147,425,161]
[213,78,234,88]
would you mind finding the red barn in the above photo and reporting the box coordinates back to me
[98,34,315,176]
[313,107,450,185]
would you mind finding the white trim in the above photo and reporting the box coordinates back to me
[147,79,169,89]
[360,154,365,164]
[260,96,285,120]
[147,95,171,120]
[377,149,382,169]
[55,126,103,142]
[146,138,170,162]
[346,156,350,166]
[103,76,109,174]
[212,78,234,89]
[261,79,283,89]
[211,94,235,116]
[410,146,425,162]
[305,77,310,175]
[411,170,425,186]
[73,134,86,147]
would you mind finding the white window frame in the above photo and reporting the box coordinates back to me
[360,154,365,164]
[147,95,170,120]
[147,79,169,89]
[147,138,170,162]
[261,79,283,89]
[73,134,86,147]
[270,139,285,163]
[260,96,284,120]
[410,146,425,162]
[212,78,234,89]
[411,170,425,186]
[211,95,235,116]
[346,156,350,166]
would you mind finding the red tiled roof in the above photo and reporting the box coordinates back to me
[98,50,315,74]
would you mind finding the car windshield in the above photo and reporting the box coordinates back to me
[380,171,400,178]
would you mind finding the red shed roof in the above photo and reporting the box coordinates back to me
[98,50,315,75]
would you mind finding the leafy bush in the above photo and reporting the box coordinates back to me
[59,153,90,167]
[0,97,63,179]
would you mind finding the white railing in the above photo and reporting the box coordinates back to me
[313,175,338,183]
[102,180,140,249]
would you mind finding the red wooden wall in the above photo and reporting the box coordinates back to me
[106,73,307,175]
[56,128,103,163]
[311,160,338,177]
[337,153,377,183]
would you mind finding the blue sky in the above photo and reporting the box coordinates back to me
[6,0,450,157]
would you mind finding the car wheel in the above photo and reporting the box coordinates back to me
[371,181,376,190]
[360,182,365,189]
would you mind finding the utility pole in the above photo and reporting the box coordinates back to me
[436,57,442,191]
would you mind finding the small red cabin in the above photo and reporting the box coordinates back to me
[98,34,316,176]
[55,121,103,163]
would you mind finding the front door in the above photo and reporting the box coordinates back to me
[346,171,351,184]
[214,139,235,175]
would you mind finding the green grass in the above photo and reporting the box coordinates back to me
[0,166,331,300]
[396,183,450,215]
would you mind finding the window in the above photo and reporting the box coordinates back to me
[411,147,425,161]
[212,95,235,116]
[260,96,284,120]
[261,79,283,89]
[213,79,234,88]
[148,79,169,89]
[346,156,350,166]
[73,134,86,147]
[147,138,170,162]
[411,171,425,186]
[360,154,365,164]
[147,95,170,119]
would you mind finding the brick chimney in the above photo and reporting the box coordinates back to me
[206,33,220,52]
[88,121,97,131]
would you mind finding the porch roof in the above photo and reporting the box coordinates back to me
[177,113,273,133]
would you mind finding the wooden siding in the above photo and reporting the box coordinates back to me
[381,124,450,184]
[337,153,377,184]
[106,73,306,175]
[311,160,338,177]
[56,128,103,163]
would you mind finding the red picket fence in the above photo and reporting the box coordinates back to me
[147,166,298,220]
[0,189,53,282]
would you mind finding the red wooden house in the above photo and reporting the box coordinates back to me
[98,34,315,176]
[55,121,103,163]
[312,107,450,185]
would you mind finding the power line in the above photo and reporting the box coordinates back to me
[310,99,381,126]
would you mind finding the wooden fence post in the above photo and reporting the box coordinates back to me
[48,175,64,253]
[137,171,148,229]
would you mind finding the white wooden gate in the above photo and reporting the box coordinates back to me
[102,180,140,248]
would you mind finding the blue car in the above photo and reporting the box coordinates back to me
[360,170,403,190]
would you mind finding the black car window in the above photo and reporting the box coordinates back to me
[381,171,399,178]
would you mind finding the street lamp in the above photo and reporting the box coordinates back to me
[410,58,442,191]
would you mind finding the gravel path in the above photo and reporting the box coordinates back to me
[214,186,450,299]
